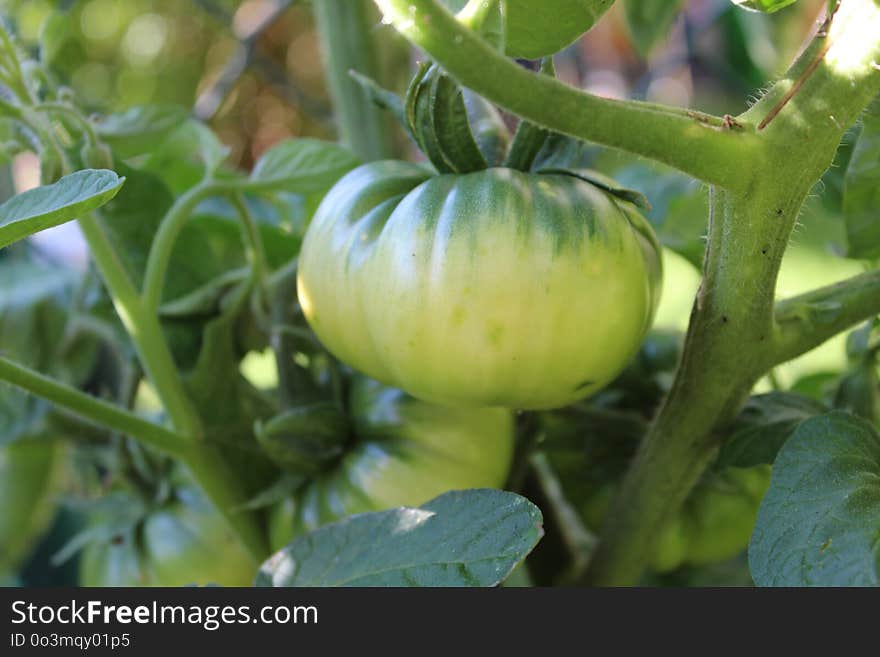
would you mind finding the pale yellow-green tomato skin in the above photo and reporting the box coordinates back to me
[298,162,662,410]
[268,377,515,552]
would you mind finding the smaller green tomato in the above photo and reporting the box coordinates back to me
[681,465,771,567]
[80,488,256,587]
[268,376,515,551]
[0,439,62,578]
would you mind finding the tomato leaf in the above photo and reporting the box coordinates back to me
[249,138,361,193]
[257,489,544,587]
[748,412,880,586]
[715,392,828,470]
[842,106,880,259]
[0,170,124,250]
[622,0,686,57]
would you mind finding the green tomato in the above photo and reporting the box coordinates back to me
[576,466,771,573]
[297,161,662,410]
[80,488,256,587]
[268,376,514,551]
[0,439,62,577]
[680,465,771,567]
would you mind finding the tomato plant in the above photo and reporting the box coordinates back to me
[298,162,661,409]
[1,0,879,591]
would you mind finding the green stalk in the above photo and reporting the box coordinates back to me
[0,356,190,459]
[313,0,393,161]
[141,181,223,312]
[76,213,204,440]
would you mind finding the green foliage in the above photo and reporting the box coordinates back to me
[749,412,880,586]
[258,489,543,587]
[843,106,880,258]
[0,170,124,249]
[622,0,686,57]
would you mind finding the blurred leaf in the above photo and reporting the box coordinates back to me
[818,123,860,214]
[749,412,880,586]
[715,392,827,470]
[843,107,880,259]
[249,138,361,194]
[623,0,686,57]
[731,0,800,13]
[96,105,188,159]
[182,281,277,495]
[0,170,124,250]
[257,489,543,587]
[0,253,95,444]
[140,120,230,194]
[834,361,880,427]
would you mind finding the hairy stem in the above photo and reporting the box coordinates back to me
[581,0,880,585]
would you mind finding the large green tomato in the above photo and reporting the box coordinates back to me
[268,376,515,551]
[297,162,662,410]
[0,439,62,577]
[80,488,255,587]
[582,466,772,573]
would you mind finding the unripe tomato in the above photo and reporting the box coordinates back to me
[79,488,256,587]
[0,439,62,578]
[268,376,514,551]
[297,162,662,410]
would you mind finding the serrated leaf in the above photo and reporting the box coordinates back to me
[623,0,686,57]
[0,170,124,250]
[249,138,361,194]
[843,109,880,259]
[95,105,188,158]
[257,489,544,587]
[715,392,828,470]
[749,412,880,586]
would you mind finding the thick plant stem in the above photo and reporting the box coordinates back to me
[373,0,762,189]
[314,0,393,161]
[0,356,190,459]
[77,213,204,440]
[582,185,802,585]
